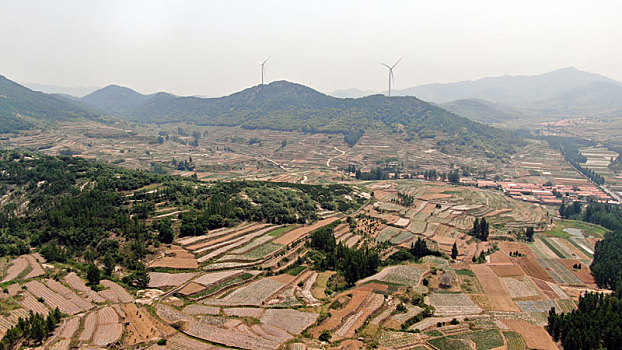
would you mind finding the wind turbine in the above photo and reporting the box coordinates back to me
[260,57,270,85]
[381,58,401,97]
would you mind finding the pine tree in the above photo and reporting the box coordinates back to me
[451,242,458,260]
[525,226,535,242]
[103,252,115,276]
[86,263,100,286]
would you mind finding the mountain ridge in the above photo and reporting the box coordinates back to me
[82,80,519,155]
[0,74,100,133]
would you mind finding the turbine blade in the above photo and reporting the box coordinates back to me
[381,63,391,69]
[263,57,270,64]
[391,58,402,69]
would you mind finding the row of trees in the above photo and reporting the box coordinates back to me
[545,136,605,185]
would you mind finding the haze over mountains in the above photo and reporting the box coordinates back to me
[330,67,622,121]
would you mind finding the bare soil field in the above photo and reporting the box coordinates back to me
[122,303,175,346]
[489,264,525,277]
[501,319,557,350]
[470,265,520,312]
[516,257,554,282]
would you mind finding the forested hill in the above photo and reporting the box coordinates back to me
[0,150,363,280]
[0,75,99,133]
[85,81,521,154]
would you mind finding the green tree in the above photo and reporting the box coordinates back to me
[157,218,174,244]
[86,263,100,286]
[451,242,458,260]
[525,226,535,242]
[103,252,115,276]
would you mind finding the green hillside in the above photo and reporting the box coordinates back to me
[0,75,99,133]
[123,81,521,155]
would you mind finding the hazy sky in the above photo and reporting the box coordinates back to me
[1,0,621,96]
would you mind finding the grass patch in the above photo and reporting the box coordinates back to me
[503,331,526,350]
[466,329,505,350]
[425,329,443,337]
[454,269,476,277]
[0,297,21,317]
[268,225,296,237]
[241,242,282,260]
[286,265,306,276]
[545,219,608,239]
[428,337,471,350]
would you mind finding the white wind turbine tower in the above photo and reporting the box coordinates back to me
[381,58,401,97]
[260,57,270,85]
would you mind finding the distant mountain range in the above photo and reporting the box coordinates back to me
[332,67,622,122]
[22,82,100,98]
[439,99,518,124]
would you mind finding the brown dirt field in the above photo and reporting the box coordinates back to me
[488,250,513,264]
[531,278,559,299]
[498,242,535,257]
[489,264,525,277]
[149,257,198,269]
[356,282,388,292]
[337,293,384,339]
[418,203,437,215]
[274,217,340,245]
[121,303,175,346]
[312,289,369,337]
[557,259,596,285]
[268,274,297,284]
[469,265,519,312]
[501,319,557,350]
[516,257,554,282]
[177,282,206,296]
[469,294,498,311]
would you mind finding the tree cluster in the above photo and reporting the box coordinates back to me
[547,292,622,350]
[560,202,583,219]
[310,224,379,285]
[0,308,62,349]
[470,218,490,241]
